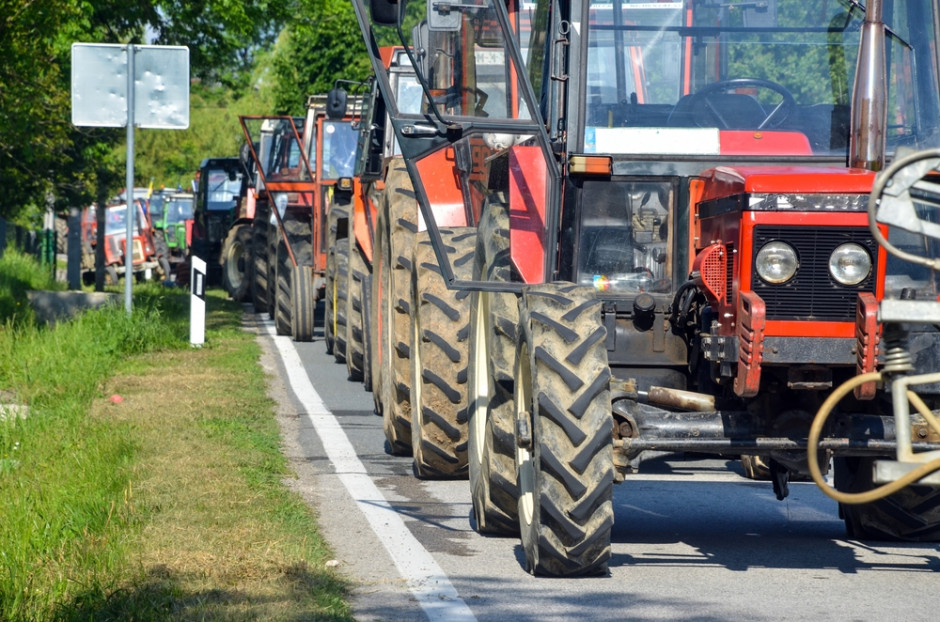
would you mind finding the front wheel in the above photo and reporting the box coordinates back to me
[221,224,252,301]
[291,265,315,342]
[835,456,940,541]
[469,194,519,535]
[105,265,119,285]
[515,284,614,577]
[410,228,475,479]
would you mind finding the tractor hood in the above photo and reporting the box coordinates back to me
[699,166,878,203]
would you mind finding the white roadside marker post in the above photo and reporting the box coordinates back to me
[190,256,206,347]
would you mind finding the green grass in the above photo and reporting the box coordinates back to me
[0,248,62,327]
[0,254,352,621]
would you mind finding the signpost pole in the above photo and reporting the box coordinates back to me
[72,42,188,314]
[124,44,136,314]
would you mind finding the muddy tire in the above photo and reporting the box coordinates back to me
[291,265,315,342]
[222,224,252,301]
[361,273,374,392]
[266,225,278,321]
[250,209,270,314]
[835,456,940,541]
[469,195,520,535]
[740,455,771,480]
[410,228,476,479]
[333,239,350,362]
[370,206,388,415]
[324,201,348,356]
[346,234,368,381]
[374,158,416,454]
[274,239,292,336]
[287,222,313,342]
[515,284,614,577]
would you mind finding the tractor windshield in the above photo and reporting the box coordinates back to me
[582,0,940,156]
[205,170,242,211]
[103,203,149,237]
[163,197,194,224]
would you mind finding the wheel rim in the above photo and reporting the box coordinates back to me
[331,271,339,338]
[410,286,424,463]
[226,239,245,288]
[515,339,535,530]
[470,289,489,468]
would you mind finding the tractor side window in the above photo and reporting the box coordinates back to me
[321,121,359,180]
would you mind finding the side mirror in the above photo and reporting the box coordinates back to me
[327,88,348,120]
[411,20,431,80]
[428,0,460,31]
[370,0,399,26]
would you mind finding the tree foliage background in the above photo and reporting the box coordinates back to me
[0,0,369,224]
[271,0,372,116]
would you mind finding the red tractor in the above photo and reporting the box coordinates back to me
[327,49,498,478]
[80,200,159,285]
[354,0,940,575]
[240,95,362,341]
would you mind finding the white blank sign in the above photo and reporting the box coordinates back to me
[71,43,189,129]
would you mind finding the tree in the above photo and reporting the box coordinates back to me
[0,0,294,223]
[0,1,131,223]
[153,1,292,90]
[270,0,372,115]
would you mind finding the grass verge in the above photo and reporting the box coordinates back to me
[0,251,351,621]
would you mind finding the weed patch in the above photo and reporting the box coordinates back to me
[0,256,351,621]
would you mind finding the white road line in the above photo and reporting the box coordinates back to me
[266,325,477,622]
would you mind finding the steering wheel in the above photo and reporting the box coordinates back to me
[675,78,796,130]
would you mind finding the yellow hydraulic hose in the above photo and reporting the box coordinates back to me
[808,371,940,504]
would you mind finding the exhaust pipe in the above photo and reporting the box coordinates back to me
[849,0,887,171]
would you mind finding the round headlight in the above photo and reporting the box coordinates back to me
[756,241,799,284]
[829,242,871,285]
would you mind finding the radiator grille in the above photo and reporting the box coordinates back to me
[751,226,877,321]
[132,238,145,263]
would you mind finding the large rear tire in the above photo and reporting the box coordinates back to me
[361,273,374,392]
[370,205,388,416]
[333,239,350,362]
[375,159,416,454]
[410,228,475,479]
[250,211,269,314]
[515,284,614,577]
[835,456,940,541]
[469,195,520,535]
[346,234,367,381]
[324,200,348,356]
[222,224,252,302]
[266,225,277,321]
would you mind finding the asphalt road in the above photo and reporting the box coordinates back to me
[248,309,940,622]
